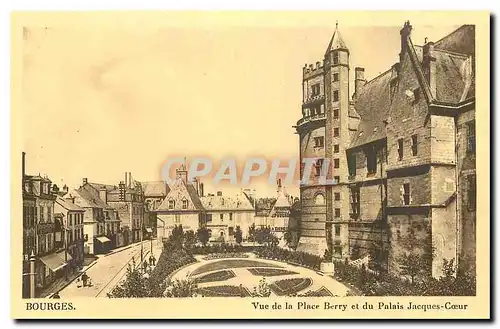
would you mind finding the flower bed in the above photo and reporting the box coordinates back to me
[192,243,254,255]
[202,253,249,260]
[198,285,251,297]
[269,278,312,296]
[194,270,235,284]
[190,259,283,276]
[296,286,335,297]
[254,246,322,270]
[247,268,298,277]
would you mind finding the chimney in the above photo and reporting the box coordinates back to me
[192,177,199,194]
[176,165,188,184]
[99,187,107,204]
[399,20,413,62]
[423,40,437,97]
[124,172,128,187]
[128,172,132,188]
[199,183,204,197]
[354,67,367,100]
[217,191,222,197]
[82,178,88,185]
[65,196,76,204]
[62,184,69,194]
[22,152,26,178]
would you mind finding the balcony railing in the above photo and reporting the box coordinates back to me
[296,112,326,127]
[302,94,325,106]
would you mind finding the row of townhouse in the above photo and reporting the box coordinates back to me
[65,173,150,256]
[22,153,85,298]
[154,165,296,244]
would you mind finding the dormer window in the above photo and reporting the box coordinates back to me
[168,200,175,209]
[182,199,188,209]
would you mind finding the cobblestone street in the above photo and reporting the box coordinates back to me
[58,240,163,298]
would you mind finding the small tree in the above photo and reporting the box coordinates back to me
[109,260,149,298]
[165,278,198,297]
[248,223,256,242]
[234,226,243,244]
[196,227,210,246]
[183,230,197,252]
[251,278,271,297]
[283,228,293,247]
[398,252,424,285]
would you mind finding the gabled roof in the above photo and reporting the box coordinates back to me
[325,24,347,54]
[55,196,85,212]
[156,179,204,211]
[200,192,254,211]
[349,24,475,150]
[140,181,170,198]
[273,189,292,208]
[74,185,110,209]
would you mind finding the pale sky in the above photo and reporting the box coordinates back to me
[19,16,460,197]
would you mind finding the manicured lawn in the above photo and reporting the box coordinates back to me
[247,268,298,277]
[198,285,251,297]
[190,259,283,276]
[195,270,235,284]
[270,278,312,296]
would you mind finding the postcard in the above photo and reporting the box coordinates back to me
[11,10,490,319]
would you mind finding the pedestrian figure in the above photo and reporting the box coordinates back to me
[152,255,156,266]
[149,255,154,267]
[52,292,61,299]
[143,260,148,272]
[82,272,89,287]
[76,278,82,288]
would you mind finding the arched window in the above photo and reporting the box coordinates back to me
[315,193,325,205]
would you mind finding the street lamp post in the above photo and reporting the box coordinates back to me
[29,250,36,298]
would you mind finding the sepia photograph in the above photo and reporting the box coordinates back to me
[10,10,490,319]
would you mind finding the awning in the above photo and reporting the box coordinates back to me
[145,228,153,233]
[40,253,67,272]
[96,236,111,243]
[56,251,73,262]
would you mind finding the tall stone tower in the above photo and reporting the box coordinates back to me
[295,23,351,259]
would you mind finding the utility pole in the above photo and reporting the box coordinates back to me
[64,225,68,281]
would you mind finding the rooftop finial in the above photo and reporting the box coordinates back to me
[424,37,428,44]
[336,20,338,29]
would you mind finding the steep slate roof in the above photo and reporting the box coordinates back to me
[325,25,347,54]
[434,50,471,103]
[186,183,205,210]
[140,181,170,197]
[350,69,392,148]
[88,182,116,191]
[273,189,292,208]
[200,193,254,211]
[75,185,110,209]
[156,179,204,211]
[55,196,85,212]
[434,25,475,57]
[349,25,475,149]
